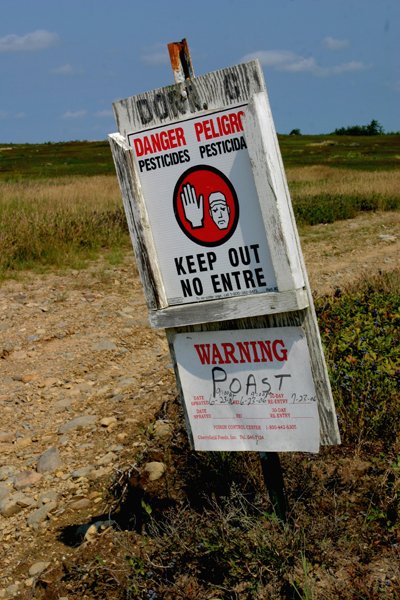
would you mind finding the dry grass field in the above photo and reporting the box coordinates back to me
[286,166,400,198]
[0,176,121,211]
[1,168,399,278]
[0,176,127,275]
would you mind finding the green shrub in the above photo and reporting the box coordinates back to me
[292,193,400,225]
[316,270,400,443]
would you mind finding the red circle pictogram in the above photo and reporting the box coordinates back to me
[173,166,239,247]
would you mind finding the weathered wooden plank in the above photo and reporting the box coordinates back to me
[108,133,168,310]
[149,288,308,329]
[165,333,194,449]
[112,60,266,138]
[243,94,304,292]
[240,94,340,446]
[273,119,341,448]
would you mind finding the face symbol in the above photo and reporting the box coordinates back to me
[208,192,231,230]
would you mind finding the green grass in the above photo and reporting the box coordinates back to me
[0,206,129,276]
[1,135,399,182]
[1,181,395,280]
[0,141,115,181]
[0,177,130,278]
[292,193,400,225]
[0,139,398,275]
[279,134,400,171]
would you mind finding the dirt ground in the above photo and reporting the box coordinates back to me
[0,210,398,598]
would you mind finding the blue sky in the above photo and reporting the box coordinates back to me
[1,0,399,143]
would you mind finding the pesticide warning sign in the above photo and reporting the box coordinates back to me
[174,166,239,247]
[173,327,320,452]
[127,105,277,306]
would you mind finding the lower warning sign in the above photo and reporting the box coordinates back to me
[172,327,320,452]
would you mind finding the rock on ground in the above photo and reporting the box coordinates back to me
[28,561,51,577]
[13,470,43,490]
[38,490,59,507]
[0,492,28,517]
[0,482,13,501]
[27,501,58,526]
[58,415,98,434]
[96,452,116,466]
[36,447,63,474]
[144,462,166,481]
[93,340,118,351]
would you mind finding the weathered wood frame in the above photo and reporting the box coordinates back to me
[110,60,308,327]
[109,60,341,445]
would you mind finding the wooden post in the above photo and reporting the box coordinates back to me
[165,41,291,523]
[260,452,290,523]
[109,43,341,525]
[167,38,195,83]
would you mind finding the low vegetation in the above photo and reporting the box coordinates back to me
[287,166,400,225]
[0,141,114,181]
[0,163,399,278]
[278,134,400,171]
[1,134,399,184]
[33,270,399,600]
[0,137,399,278]
[318,270,400,444]
[0,176,129,277]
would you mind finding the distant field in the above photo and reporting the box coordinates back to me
[279,134,400,170]
[1,134,399,181]
[0,141,114,181]
[0,135,399,277]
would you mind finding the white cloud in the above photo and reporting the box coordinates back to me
[321,61,366,76]
[49,64,84,75]
[0,30,59,52]
[95,110,114,118]
[141,51,169,66]
[243,50,298,68]
[60,110,87,119]
[0,111,26,119]
[140,43,169,66]
[241,50,367,77]
[322,37,349,51]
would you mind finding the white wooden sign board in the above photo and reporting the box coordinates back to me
[126,105,277,306]
[172,327,319,452]
[109,60,341,447]
[110,61,309,329]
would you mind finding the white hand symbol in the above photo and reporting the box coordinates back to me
[180,183,204,229]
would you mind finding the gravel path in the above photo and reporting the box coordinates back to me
[0,256,176,596]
